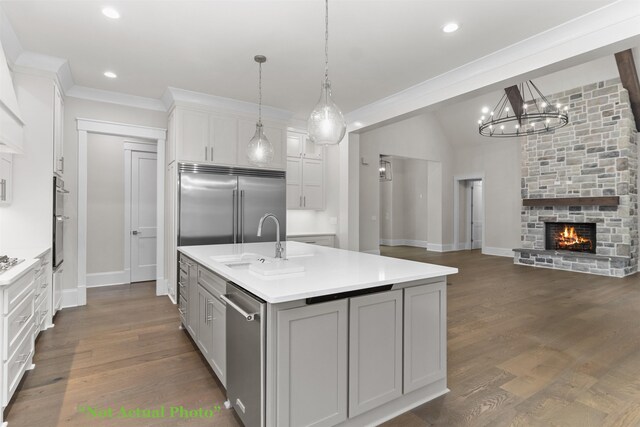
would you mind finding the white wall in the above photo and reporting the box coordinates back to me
[0,71,54,252]
[358,112,454,253]
[62,97,166,292]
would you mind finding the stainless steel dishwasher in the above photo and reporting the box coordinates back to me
[220,282,266,427]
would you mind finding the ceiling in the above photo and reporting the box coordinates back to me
[1,0,617,119]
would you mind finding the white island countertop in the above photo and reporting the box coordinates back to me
[178,242,458,303]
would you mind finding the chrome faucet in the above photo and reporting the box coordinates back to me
[257,213,284,259]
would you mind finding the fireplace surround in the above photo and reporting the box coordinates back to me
[513,78,638,277]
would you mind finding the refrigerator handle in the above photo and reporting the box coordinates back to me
[233,190,238,244]
[240,190,245,243]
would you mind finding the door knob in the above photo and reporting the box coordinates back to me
[132,230,139,235]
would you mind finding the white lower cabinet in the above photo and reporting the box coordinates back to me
[403,281,447,393]
[276,299,348,427]
[181,256,226,388]
[1,265,37,422]
[349,290,403,417]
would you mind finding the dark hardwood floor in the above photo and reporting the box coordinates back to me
[5,248,640,426]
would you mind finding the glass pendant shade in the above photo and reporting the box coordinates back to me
[308,80,346,145]
[247,122,274,167]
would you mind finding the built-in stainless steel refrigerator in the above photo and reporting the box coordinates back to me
[178,163,286,246]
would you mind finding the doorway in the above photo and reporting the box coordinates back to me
[453,176,484,251]
[78,119,166,307]
[125,145,158,283]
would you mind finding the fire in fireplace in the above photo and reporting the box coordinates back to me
[545,222,596,254]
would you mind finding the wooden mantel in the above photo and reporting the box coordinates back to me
[522,196,620,207]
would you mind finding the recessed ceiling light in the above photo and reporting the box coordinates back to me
[104,71,117,79]
[442,22,459,33]
[353,121,363,127]
[102,7,120,19]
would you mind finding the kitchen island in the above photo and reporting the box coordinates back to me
[177,241,457,427]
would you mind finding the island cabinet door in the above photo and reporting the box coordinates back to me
[187,261,199,338]
[349,290,403,417]
[209,295,226,387]
[403,281,447,393]
[276,299,348,427]
[197,284,214,361]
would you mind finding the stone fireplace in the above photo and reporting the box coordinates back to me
[514,78,638,277]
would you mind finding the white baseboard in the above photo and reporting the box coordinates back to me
[454,242,472,251]
[86,270,129,288]
[483,247,514,258]
[61,288,78,308]
[380,239,429,248]
[363,249,381,255]
[426,243,456,252]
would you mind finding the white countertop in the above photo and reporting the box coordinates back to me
[0,258,39,286]
[1,246,51,261]
[178,242,457,303]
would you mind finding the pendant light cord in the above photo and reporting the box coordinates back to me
[258,61,262,125]
[324,0,329,83]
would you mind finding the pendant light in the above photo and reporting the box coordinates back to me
[247,55,274,167]
[307,0,346,146]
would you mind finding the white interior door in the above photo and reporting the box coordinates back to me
[131,151,158,282]
[471,181,483,249]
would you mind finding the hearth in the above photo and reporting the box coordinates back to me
[545,222,596,254]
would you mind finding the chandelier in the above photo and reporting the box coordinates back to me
[478,80,569,137]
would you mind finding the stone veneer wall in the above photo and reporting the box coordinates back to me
[516,78,638,277]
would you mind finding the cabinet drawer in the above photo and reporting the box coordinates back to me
[3,270,35,315]
[197,267,225,298]
[178,297,187,323]
[178,255,191,273]
[35,294,49,333]
[4,323,34,406]
[5,289,34,360]
[34,276,49,309]
[179,281,187,302]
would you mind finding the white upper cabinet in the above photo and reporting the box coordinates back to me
[209,114,238,166]
[176,108,209,163]
[171,106,286,170]
[52,84,64,175]
[287,130,325,210]
[287,130,322,160]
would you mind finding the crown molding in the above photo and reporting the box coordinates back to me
[67,86,166,112]
[163,87,294,122]
[346,0,640,131]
